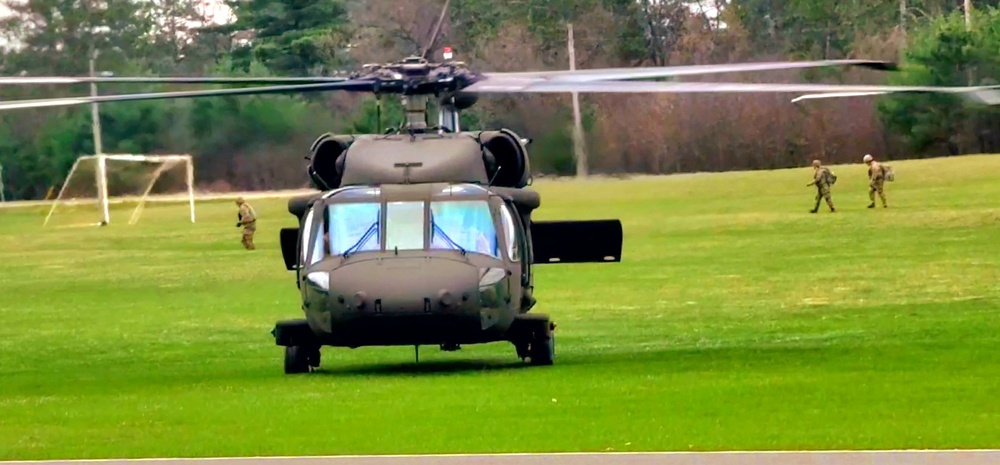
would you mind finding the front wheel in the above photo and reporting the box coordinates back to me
[284,345,319,374]
[528,329,554,366]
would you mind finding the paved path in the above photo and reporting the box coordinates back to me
[4,450,1000,465]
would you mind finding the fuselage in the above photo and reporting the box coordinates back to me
[273,129,617,370]
[296,182,525,348]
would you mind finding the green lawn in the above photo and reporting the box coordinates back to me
[1,155,999,459]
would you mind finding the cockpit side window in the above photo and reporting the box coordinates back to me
[498,203,519,262]
[326,202,382,255]
[301,208,316,265]
[430,200,499,258]
[309,211,326,266]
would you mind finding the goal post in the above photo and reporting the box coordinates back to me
[43,154,196,227]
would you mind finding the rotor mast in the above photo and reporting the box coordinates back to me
[399,91,460,134]
[402,94,429,132]
[438,47,461,133]
[375,48,465,134]
[439,105,460,133]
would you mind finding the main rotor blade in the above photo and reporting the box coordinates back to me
[0,80,377,111]
[480,59,898,84]
[461,79,1000,101]
[0,76,349,85]
[791,87,1000,105]
[790,91,890,102]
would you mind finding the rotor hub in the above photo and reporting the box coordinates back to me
[351,55,478,98]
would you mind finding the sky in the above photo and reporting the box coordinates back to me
[0,0,234,50]
[1,1,722,52]
[0,0,230,20]
[0,3,10,49]
[195,0,234,25]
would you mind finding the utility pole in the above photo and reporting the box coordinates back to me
[899,0,906,32]
[90,47,110,225]
[897,0,908,62]
[965,0,973,85]
[0,70,5,202]
[567,22,588,178]
[0,162,6,202]
[965,0,972,29]
[89,48,103,155]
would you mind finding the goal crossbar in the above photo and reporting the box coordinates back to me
[99,154,193,163]
[43,154,196,227]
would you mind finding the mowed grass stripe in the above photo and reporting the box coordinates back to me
[0,155,998,459]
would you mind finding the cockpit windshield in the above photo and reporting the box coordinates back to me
[322,196,499,258]
[327,203,381,256]
[430,200,498,257]
[386,201,425,251]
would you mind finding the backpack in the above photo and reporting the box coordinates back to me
[826,170,838,185]
[883,165,895,182]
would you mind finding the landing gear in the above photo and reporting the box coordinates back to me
[273,318,322,375]
[510,313,555,366]
[284,345,321,374]
[527,328,554,365]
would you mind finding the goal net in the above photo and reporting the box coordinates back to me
[43,154,196,228]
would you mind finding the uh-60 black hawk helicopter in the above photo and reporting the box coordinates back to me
[5,12,1000,374]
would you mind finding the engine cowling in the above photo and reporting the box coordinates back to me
[478,129,530,188]
[439,92,479,111]
[307,133,354,190]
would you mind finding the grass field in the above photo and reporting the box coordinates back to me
[1,155,999,460]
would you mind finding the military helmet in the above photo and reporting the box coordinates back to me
[235,196,245,205]
[863,154,873,163]
[812,159,821,167]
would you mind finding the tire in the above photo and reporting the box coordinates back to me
[528,330,554,366]
[307,347,321,368]
[514,341,530,360]
[284,346,311,374]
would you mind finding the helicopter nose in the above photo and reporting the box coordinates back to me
[327,257,480,314]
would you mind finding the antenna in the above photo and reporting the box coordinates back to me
[422,0,452,60]
[487,166,502,188]
[376,94,382,134]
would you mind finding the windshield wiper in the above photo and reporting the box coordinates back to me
[342,221,379,258]
[432,221,467,256]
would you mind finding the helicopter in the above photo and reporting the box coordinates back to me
[4,5,1000,374]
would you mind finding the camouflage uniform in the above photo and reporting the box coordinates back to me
[806,160,836,213]
[866,158,888,208]
[236,197,257,250]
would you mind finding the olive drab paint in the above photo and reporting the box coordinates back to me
[274,129,623,373]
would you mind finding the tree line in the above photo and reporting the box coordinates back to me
[2,0,1000,200]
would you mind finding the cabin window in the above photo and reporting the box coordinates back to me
[327,202,381,255]
[385,201,425,251]
[429,200,499,258]
[498,204,519,262]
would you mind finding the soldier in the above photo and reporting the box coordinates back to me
[235,197,257,250]
[806,159,836,213]
[863,154,888,208]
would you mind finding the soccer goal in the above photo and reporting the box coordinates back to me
[43,154,196,227]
